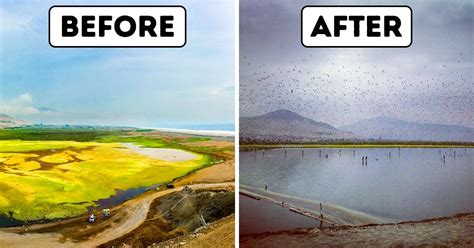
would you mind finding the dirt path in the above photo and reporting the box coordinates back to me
[0,182,234,248]
[240,213,474,247]
[84,182,233,247]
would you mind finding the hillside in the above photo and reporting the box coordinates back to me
[240,109,358,143]
[0,114,26,128]
[341,116,474,142]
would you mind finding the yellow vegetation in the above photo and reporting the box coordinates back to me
[0,140,209,221]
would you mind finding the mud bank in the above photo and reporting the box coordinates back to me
[241,212,474,247]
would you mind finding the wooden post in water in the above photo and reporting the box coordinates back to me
[319,202,323,229]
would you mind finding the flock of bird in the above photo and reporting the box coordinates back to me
[240,51,472,127]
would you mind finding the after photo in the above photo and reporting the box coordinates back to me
[239,0,473,246]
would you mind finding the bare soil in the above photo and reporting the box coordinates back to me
[102,190,234,247]
[154,214,235,248]
[240,213,474,247]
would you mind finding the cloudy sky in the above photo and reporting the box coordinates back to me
[240,0,473,128]
[0,0,234,128]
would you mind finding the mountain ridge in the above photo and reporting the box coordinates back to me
[37,107,57,113]
[0,114,27,128]
[341,116,474,142]
[240,109,358,143]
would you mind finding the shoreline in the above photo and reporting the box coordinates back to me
[241,211,474,236]
[240,185,392,226]
[240,212,474,247]
[240,185,474,246]
[241,143,474,149]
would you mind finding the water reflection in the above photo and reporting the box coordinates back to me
[241,148,474,222]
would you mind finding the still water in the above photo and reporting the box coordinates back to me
[240,148,474,223]
[239,195,321,235]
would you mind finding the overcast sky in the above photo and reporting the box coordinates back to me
[0,0,234,128]
[240,0,473,128]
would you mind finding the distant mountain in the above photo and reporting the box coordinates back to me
[340,116,474,142]
[36,107,56,113]
[240,109,358,143]
[0,114,27,128]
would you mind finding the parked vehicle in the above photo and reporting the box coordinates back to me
[88,214,96,223]
[103,209,110,218]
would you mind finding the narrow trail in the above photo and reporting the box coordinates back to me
[0,182,234,248]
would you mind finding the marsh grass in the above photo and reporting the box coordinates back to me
[0,128,217,222]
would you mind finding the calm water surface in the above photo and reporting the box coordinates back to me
[239,195,321,235]
[240,148,474,222]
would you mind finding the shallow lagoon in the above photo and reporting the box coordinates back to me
[239,195,321,235]
[240,148,474,223]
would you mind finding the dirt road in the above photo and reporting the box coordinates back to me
[0,182,234,248]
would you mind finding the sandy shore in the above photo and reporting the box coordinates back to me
[241,213,474,247]
[123,143,198,162]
